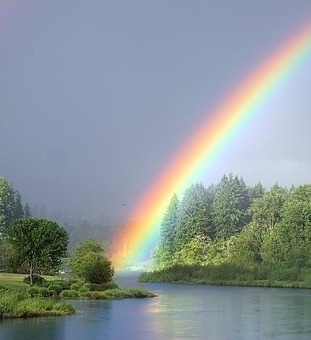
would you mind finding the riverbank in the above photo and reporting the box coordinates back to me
[139,263,311,289]
[0,273,156,319]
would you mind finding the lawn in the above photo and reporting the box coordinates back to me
[0,272,55,289]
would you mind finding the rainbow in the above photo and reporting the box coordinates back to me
[113,20,311,269]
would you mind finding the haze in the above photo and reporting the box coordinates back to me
[1,0,311,220]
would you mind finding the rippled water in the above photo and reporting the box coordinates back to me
[1,273,311,339]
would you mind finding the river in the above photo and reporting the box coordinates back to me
[1,273,311,339]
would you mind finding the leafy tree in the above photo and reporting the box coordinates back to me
[263,185,311,268]
[250,184,288,230]
[230,184,289,265]
[8,217,69,285]
[174,235,211,265]
[228,223,263,264]
[70,238,114,283]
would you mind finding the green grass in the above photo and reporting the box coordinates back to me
[139,263,311,289]
[0,273,56,289]
[0,272,156,319]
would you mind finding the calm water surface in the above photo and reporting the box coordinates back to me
[1,273,311,339]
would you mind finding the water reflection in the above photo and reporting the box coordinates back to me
[1,282,311,339]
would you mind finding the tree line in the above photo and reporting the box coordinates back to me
[0,176,31,234]
[0,176,114,286]
[153,173,311,273]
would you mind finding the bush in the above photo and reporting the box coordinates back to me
[23,274,47,286]
[82,283,92,291]
[46,278,77,290]
[89,282,119,291]
[27,287,40,298]
[78,286,88,293]
[60,289,78,299]
[48,284,63,295]
[0,285,8,292]
[38,287,52,298]
[70,283,81,291]
[70,239,114,284]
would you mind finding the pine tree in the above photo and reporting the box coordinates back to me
[160,193,179,254]
[212,174,250,239]
[0,177,14,233]
[174,183,213,251]
[25,203,32,217]
[12,190,24,221]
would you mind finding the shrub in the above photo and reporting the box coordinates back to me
[23,274,47,286]
[38,287,52,298]
[82,283,92,291]
[89,282,119,291]
[27,286,40,298]
[48,284,63,295]
[60,289,78,299]
[0,285,8,292]
[78,286,88,293]
[70,283,80,291]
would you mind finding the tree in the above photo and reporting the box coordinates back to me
[175,183,213,251]
[160,194,179,251]
[230,185,289,265]
[250,184,288,230]
[212,174,250,239]
[70,238,114,284]
[260,185,311,268]
[12,190,24,221]
[153,194,179,269]
[174,235,211,265]
[0,177,14,233]
[8,217,69,285]
[24,203,32,217]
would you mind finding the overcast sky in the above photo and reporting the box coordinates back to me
[1,1,311,220]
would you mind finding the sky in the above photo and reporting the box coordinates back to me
[1,0,311,221]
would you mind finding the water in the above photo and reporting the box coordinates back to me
[1,273,311,339]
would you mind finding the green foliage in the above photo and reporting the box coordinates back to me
[27,286,40,297]
[70,238,114,284]
[23,274,47,286]
[48,284,63,295]
[160,194,179,252]
[0,238,13,271]
[0,177,25,234]
[60,289,79,299]
[70,283,81,291]
[173,235,211,265]
[88,282,119,291]
[151,177,311,288]
[175,183,214,251]
[250,184,288,229]
[0,289,74,318]
[212,174,250,239]
[8,217,69,285]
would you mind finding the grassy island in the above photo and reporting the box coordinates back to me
[0,273,155,319]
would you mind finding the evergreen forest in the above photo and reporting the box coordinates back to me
[144,173,311,286]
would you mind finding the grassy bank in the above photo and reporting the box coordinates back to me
[139,263,311,289]
[0,273,155,319]
[0,288,74,319]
